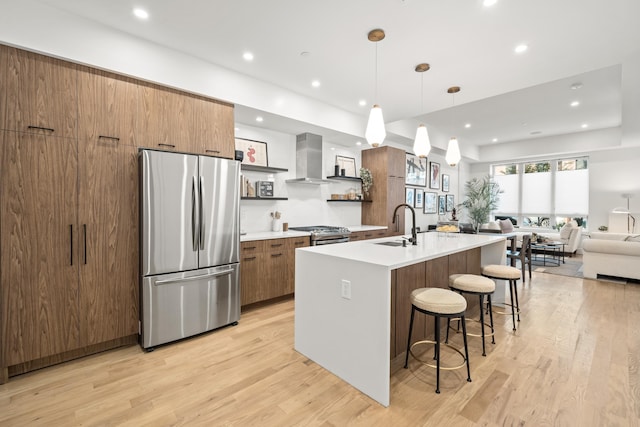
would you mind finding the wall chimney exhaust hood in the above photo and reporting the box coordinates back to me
[286,132,332,184]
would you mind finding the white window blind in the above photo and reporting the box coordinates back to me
[494,173,518,213]
[555,168,589,215]
[522,170,551,214]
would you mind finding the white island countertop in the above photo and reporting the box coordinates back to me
[297,232,506,270]
[294,232,507,407]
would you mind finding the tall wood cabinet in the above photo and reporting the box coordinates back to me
[1,44,235,381]
[361,146,406,235]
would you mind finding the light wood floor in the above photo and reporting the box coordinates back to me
[1,271,639,426]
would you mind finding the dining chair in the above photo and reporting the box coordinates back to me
[506,234,532,282]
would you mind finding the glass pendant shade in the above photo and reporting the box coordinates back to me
[365,104,386,147]
[445,137,461,166]
[413,124,431,158]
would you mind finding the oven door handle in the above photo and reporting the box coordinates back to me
[313,237,350,246]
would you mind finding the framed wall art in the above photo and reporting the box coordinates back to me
[335,155,357,177]
[438,195,446,215]
[446,194,455,212]
[423,192,437,214]
[429,162,440,189]
[235,137,268,167]
[414,190,424,209]
[405,153,427,187]
[442,174,450,192]
[405,188,415,207]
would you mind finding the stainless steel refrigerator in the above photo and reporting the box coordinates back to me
[139,149,240,349]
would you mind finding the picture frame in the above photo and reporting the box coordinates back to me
[442,174,450,192]
[429,162,441,189]
[423,192,437,214]
[235,138,268,167]
[446,194,455,212]
[414,190,424,209]
[335,155,357,177]
[405,188,415,207]
[438,195,446,215]
[405,153,427,187]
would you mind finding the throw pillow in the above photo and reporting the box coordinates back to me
[484,221,501,231]
[498,219,514,233]
[559,223,573,240]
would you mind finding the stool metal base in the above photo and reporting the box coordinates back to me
[448,318,495,339]
[409,340,468,371]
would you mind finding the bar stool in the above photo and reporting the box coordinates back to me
[404,287,471,394]
[446,274,496,356]
[482,265,521,331]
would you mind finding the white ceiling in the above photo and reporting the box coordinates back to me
[35,0,640,156]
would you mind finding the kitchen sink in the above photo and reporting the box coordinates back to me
[374,241,404,247]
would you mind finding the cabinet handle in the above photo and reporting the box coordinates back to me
[158,143,176,148]
[69,224,73,266]
[98,135,120,142]
[271,243,283,248]
[243,256,256,261]
[205,149,220,154]
[244,246,257,250]
[28,125,55,133]
[271,253,283,258]
[365,234,373,238]
[294,241,305,246]
[83,224,87,264]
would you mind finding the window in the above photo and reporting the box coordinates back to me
[491,157,588,229]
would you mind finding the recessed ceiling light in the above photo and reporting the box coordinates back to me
[133,8,149,20]
[330,147,335,151]
[483,0,498,6]
[311,80,321,88]
[359,99,367,107]
[243,52,254,61]
[514,44,528,54]
[234,127,239,132]
[256,116,264,123]
[464,123,471,128]
[570,83,583,90]
[492,138,498,142]
[581,123,588,128]
[570,101,580,107]
[356,141,362,146]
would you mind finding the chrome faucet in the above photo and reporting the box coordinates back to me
[392,203,418,245]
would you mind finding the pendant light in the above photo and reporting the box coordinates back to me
[413,63,431,158]
[365,29,386,147]
[445,86,462,166]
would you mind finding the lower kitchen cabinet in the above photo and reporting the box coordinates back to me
[240,236,309,307]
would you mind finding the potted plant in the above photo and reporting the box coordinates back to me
[360,167,373,200]
[460,175,502,232]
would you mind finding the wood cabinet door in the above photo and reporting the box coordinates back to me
[4,47,77,139]
[264,249,288,300]
[0,45,7,132]
[78,140,139,346]
[1,131,79,365]
[387,146,406,178]
[286,237,309,295]
[387,177,405,235]
[78,67,138,147]
[240,252,265,306]
[392,262,427,359]
[193,97,235,159]
[138,84,195,152]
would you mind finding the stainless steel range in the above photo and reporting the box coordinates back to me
[289,225,351,245]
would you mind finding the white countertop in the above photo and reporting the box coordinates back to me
[297,232,506,269]
[241,230,310,242]
[240,225,387,242]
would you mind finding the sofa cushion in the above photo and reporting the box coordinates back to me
[498,219,514,233]
[483,221,501,231]
[583,239,640,256]
[559,223,574,240]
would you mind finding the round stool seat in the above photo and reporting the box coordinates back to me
[449,274,495,293]
[482,264,521,280]
[410,288,467,314]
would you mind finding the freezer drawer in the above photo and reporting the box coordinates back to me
[141,264,240,349]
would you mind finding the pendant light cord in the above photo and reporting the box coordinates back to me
[374,42,378,103]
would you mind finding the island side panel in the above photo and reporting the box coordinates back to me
[294,250,392,407]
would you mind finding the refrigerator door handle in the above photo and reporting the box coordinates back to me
[192,176,199,251]
[199,176,205,250]
[154,268,234,285]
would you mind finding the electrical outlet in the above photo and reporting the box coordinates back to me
[341,279,351,299]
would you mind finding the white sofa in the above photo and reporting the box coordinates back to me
[582,233,640,280]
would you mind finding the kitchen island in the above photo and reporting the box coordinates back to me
[294,232,506,406]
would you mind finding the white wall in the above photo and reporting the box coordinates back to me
[236,125,363,232]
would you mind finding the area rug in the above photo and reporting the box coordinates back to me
[534,259,584,278]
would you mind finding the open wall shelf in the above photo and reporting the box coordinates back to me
[241,164,288,173]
